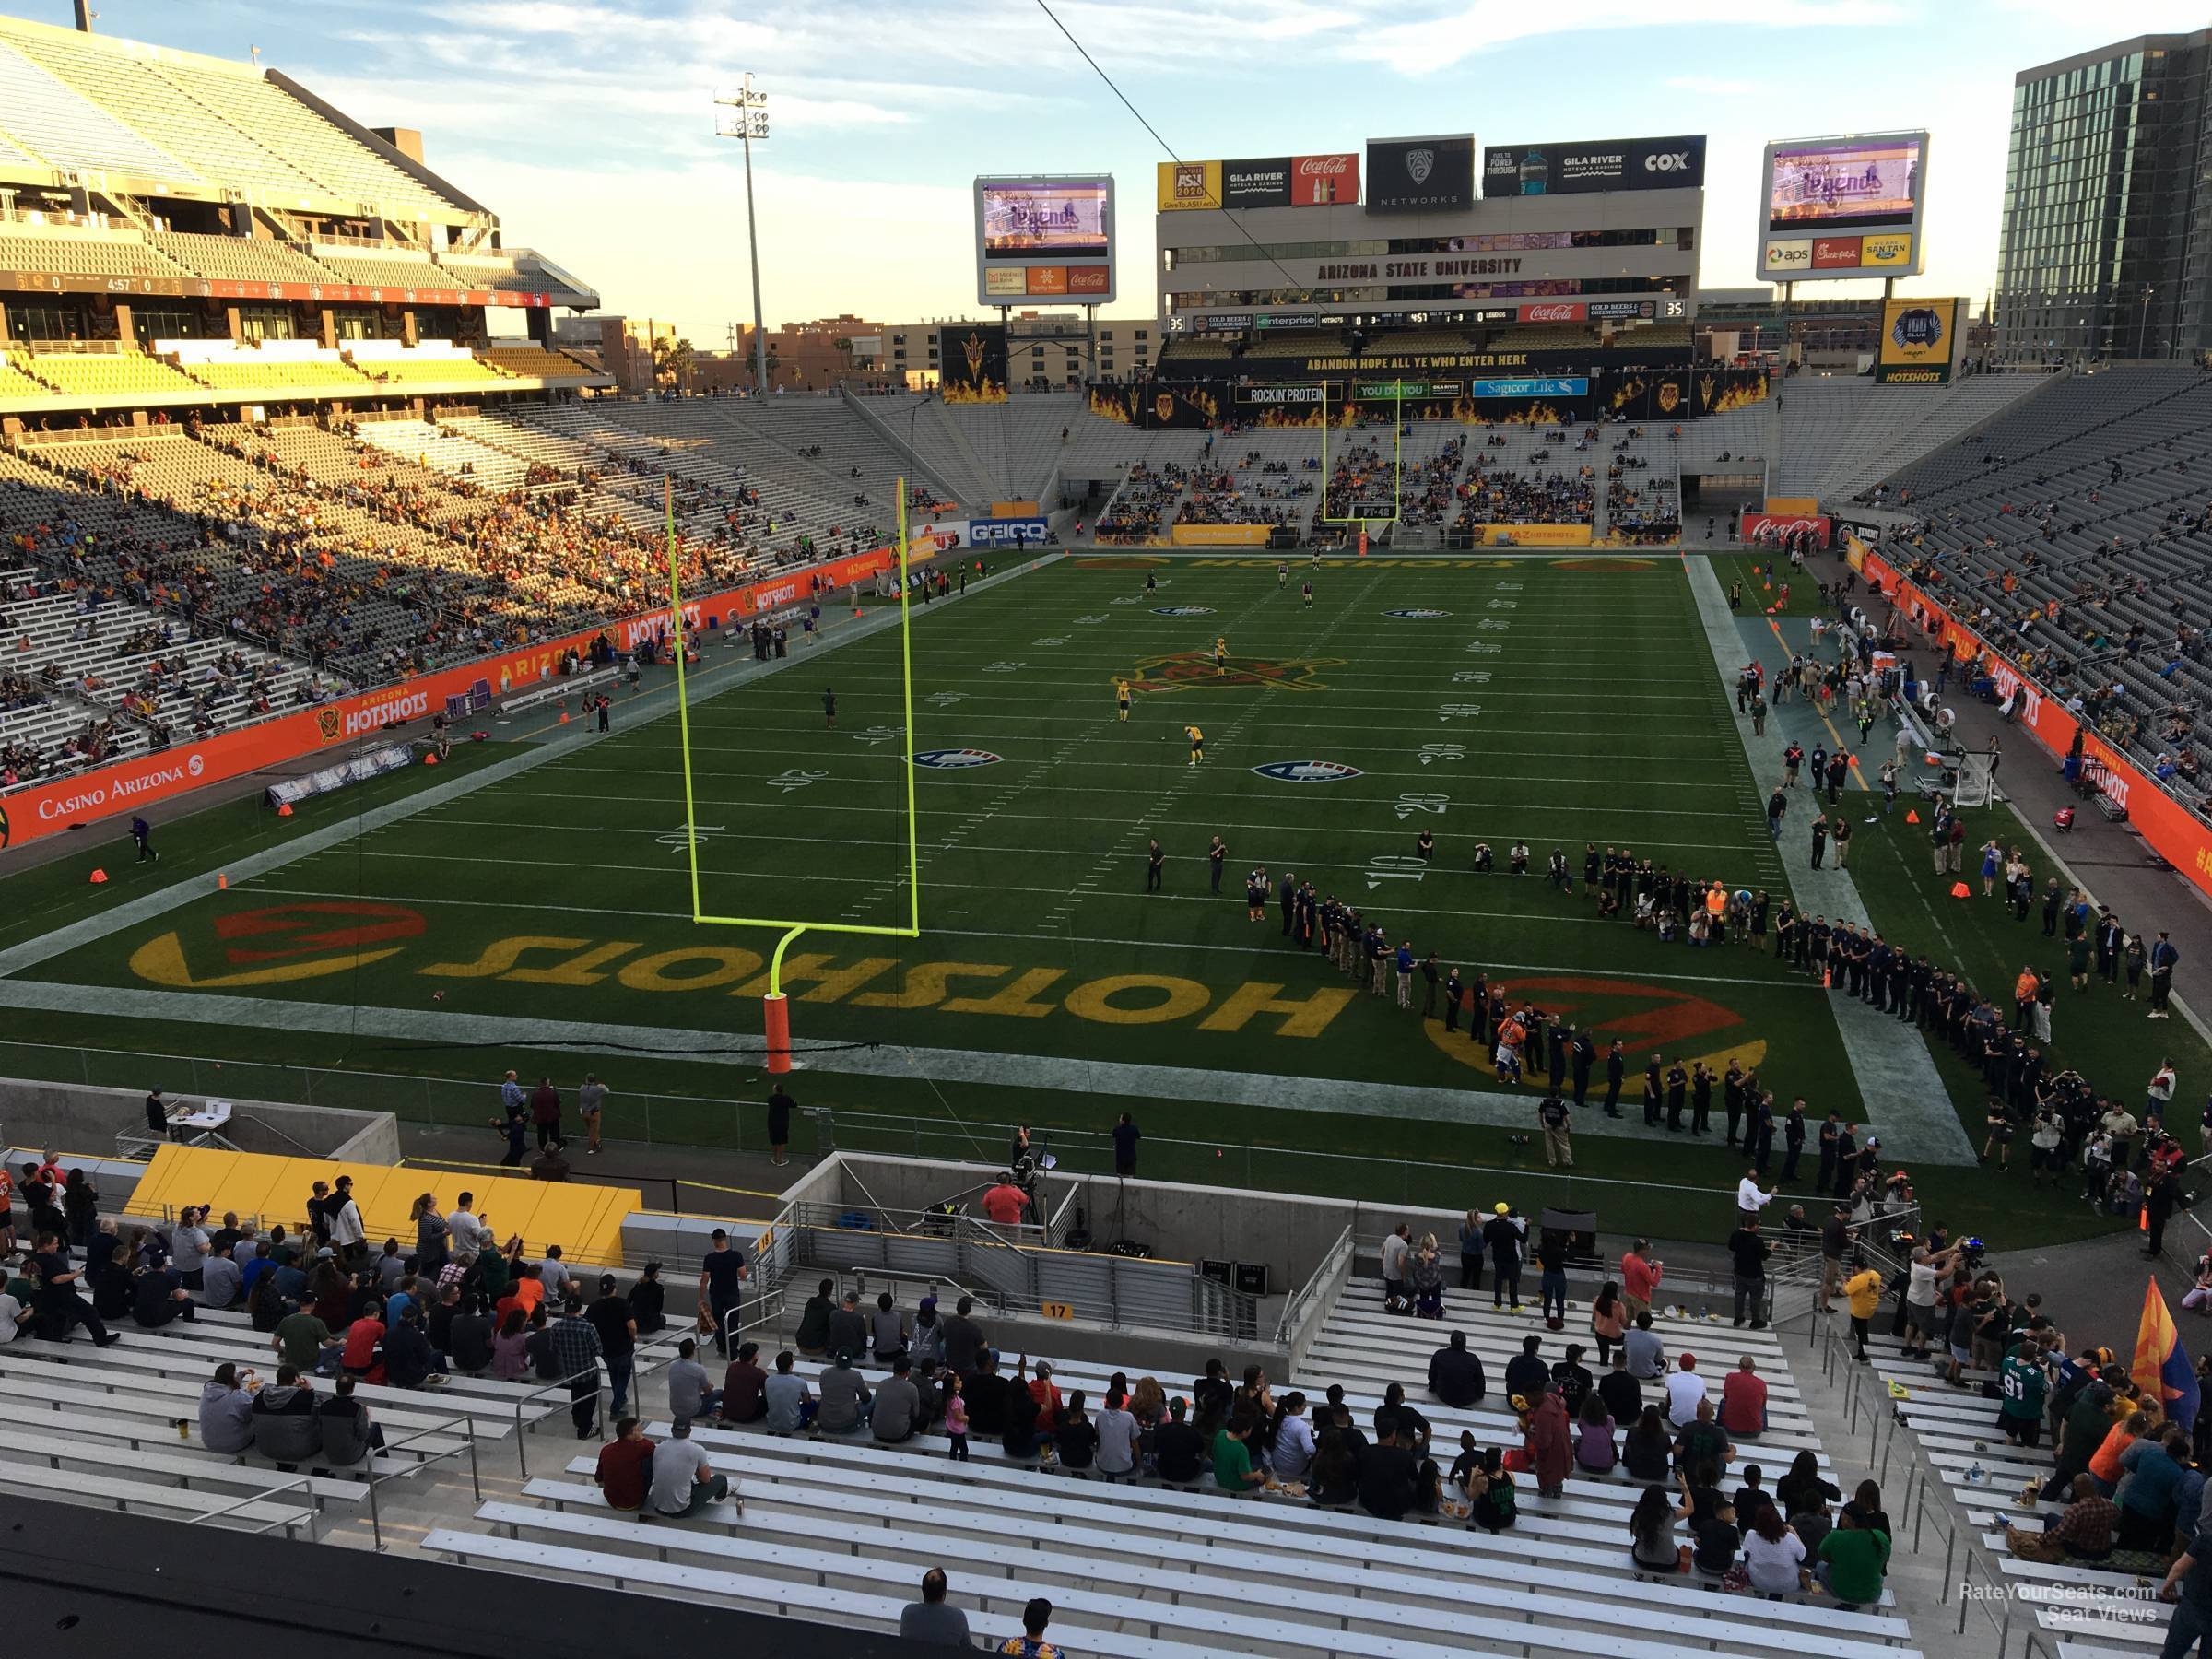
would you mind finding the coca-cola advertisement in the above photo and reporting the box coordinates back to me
[1289,151,1359,206]
[1517,300,1587,324]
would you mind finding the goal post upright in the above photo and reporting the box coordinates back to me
[665,476,924,1073]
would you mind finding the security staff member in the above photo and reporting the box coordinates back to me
[1145,839,1164,892]
[1665,1059,1688,1133]
[1603,1041,1626,1118]
[1642,1053,1664,1128]
[1207,835,1227,895]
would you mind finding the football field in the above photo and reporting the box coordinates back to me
[0,551,2180,1244]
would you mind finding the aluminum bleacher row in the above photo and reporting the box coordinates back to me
[1857,366,2212,818]
[409,1281,1915,1658]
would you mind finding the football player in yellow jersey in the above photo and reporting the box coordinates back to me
[1115,678,1132,722]
[1186,724,1205,767]
[1214,636,1228,677]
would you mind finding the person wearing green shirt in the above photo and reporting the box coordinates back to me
[1999,1342,2051,1449]
[272,1308,333,1372]
[1212,1419,1264,1493]
[1817,1508,1890,1605]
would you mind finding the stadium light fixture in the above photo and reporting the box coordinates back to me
[712,77,772,401]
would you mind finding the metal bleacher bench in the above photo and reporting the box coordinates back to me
[498,665,617,718]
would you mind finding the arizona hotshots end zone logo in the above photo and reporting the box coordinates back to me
[130,901,429,988]
[1421,973,1768,1080]
[1127,652,1343,693]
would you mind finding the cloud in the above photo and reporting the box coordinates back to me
[1337,0,1904,76]
[1665,75,1757,96]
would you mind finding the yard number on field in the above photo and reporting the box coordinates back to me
[984,661,1025,673]
[1465,641,1501,654]
[1367,853,1430,891]
[769,769,829,794]
[1437,702,1483,721]
[1031,636,1068,647]
[1452,670,1491,684]
[1418,744,1465,765]
[853,725,902,746]
[1394,793,1449,819]
[1488,600,1518,610]
[925,691,970,707]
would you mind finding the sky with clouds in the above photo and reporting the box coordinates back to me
[65,0,2212,344]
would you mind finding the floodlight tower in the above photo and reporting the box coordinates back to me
[713,77,771,399]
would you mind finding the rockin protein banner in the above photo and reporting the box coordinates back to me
[1861,546,2212,901]
[0,547,894,853]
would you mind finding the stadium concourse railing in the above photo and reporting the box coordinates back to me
[0,1039,1773,1231]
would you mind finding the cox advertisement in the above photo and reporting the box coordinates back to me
[0,548,893,853]
[1482,135,1707,195]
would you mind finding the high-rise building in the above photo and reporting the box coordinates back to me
[1996,31,2211,364]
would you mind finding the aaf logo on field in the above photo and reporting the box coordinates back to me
[1151,606,1215,617]
[912,748,1003,769]
[1382,608,1453,619]
[1253,760,1362,783]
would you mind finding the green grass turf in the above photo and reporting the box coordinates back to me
[1704,548,2212,1171]
[0,552,2165,1247]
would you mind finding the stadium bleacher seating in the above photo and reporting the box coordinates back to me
[0,228,191,281]
[14,347,201,400]
[149,229,337,287]
[1776,372,2051,504]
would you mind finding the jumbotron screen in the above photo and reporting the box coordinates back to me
[1766,134,1924,232]
[978,179,1112,258]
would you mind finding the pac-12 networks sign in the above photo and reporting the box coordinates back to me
[0,546,895,852]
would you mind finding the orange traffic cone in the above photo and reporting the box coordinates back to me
[217,873,228,890]
[423,753,439,766]
[88,868,107,884]
[276,802,293,817]
[1949,881,1971,899]
[559,711,570,724]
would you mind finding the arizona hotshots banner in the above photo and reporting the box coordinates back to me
[1877,298,1959,385]
[0,547,893,854]
[941,324,1009,404]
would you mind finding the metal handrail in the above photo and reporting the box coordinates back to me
[184,1470,319,1539]
[1957,1545,2014,1654]
[512,1363,602,1478]
[1274,1223,1353,1347]
[364,1410,481,1552]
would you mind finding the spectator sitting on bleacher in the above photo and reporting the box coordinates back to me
[719,1339,768,1425]
[1152,1395,1205,1485]
[1358,1413,1426,1520]
[131,1257,196,1328]
[199,1361,257,1454]
[869,1291,909,1364]
[250,1365,320,1468]
[1503,1335,1547,1405]
[826,1289,867,1359]
[665,1335,719,1423]
[198,1238,241,1312]
[1720,1355,1769,1437]
[1428,1330,1486,1407]
[816,1349,871,1436]
[1623,1405,1673,1482]
[382,1304,447,1389]
[2116,1424,2192,1550]
[1815,1503,1891,1606]
[793,1278,835,1357]
[899,1567,974,1650]
[649,1418,734,1519]
[2008,1472,2118,1563]
[763,1348,811,1433]
[317,1374,383,1467]
[1211,1409,1263,1493]
[445,1292,494,1375]
[870,1356,924,1444]
[595,1416,655,1512]
[1630,1475,1694,1571]
[340,1297,385,1382]
[1665,1352,1709,1425]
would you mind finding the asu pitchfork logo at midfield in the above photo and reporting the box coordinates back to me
[1124,652,1343,693]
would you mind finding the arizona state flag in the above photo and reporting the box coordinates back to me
[2133,1279,2199,1430]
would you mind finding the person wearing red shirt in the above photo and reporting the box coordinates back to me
[1026,1359,1064,1418]
[1720,1356,1769,1437]
[594,1417,656,1512]
[341,1300,386,1384]
[1620,1240,1663,1321]
[980,1176,1029,1227]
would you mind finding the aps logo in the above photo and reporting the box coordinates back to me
[912,747,1003,769]
[1382,608,1453,619]
[1253,760,1363,783]
[1150,606,1215,617]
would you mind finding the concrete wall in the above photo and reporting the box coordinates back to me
[0,1079,399,1164]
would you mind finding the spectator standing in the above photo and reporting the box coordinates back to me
[549,1298,605,1439]
[577,1073,607,1156]
[587,1275,638,1418]
[698,1228,749,1357]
